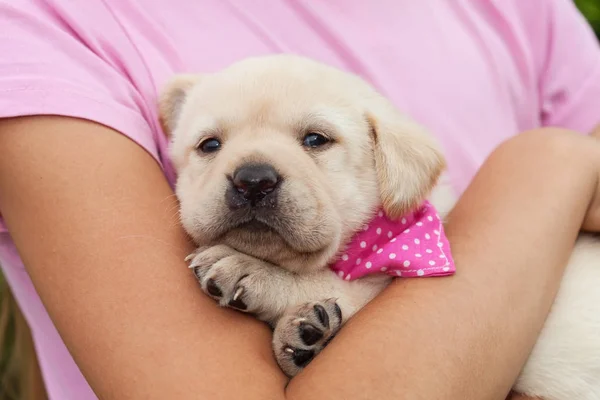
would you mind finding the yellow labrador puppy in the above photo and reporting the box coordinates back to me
[160,55,600,399]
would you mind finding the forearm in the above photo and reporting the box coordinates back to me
[4,119,597,399]
[0,117,287,399]
[286,129,600,399]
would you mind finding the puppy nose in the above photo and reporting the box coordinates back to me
[231,163,280,202]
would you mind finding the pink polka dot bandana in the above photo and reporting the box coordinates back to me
[330,201,455,281]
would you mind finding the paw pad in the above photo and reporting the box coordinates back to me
[299,323,324,345]
[284,347,315,368]
[273,299,344,377]
[205,278,222,297]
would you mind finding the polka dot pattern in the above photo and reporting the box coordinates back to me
[331,201,455,280]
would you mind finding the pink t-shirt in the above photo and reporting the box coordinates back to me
[0,1,598,398]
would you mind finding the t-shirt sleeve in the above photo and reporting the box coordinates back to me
[526,0,600,133]
[0,2,159,159]
[0,2,164,232]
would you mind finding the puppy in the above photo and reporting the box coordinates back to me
[160,55,600,399]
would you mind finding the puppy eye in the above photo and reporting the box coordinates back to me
[197,138,221,153]
[302,132,330,148]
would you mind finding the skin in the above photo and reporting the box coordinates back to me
[287,128,600,400]
[0,117,598,399]
[0,116,286,399]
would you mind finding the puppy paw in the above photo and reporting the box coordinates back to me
[186,245,288,321]
[273,299,343,377]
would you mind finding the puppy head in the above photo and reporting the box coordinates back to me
[160,55,445,273]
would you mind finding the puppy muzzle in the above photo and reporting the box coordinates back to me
[226,163,281,209]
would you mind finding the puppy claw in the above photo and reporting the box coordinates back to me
[184,253,196,263]
[228,297,248,311]
[292,318,307,326]
[281,346,315,367]
[233,286,244,301]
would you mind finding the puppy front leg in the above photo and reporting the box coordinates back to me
[187,244,302,323]
[188,244,390,376]
[272,299,343,376]
[188,244,389,323]
[272,274,391,376]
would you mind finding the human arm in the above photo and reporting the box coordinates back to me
[284,0,600,395]
[2,1,599,398]
[5,123,596,400]
[285,128,600,400]
[0,116,288,399]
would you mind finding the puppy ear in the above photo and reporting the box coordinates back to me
[158,74,201,136]
[367,101,446,219]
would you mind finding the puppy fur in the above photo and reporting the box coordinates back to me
[160,55,600,399]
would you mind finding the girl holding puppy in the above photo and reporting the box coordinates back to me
[0,1,599,399]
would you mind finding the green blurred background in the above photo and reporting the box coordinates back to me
[577,0,600,37]
[1,1,599,399]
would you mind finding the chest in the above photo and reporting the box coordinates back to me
[106,0,541,192]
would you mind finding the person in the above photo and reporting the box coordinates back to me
[0,1,599,399]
